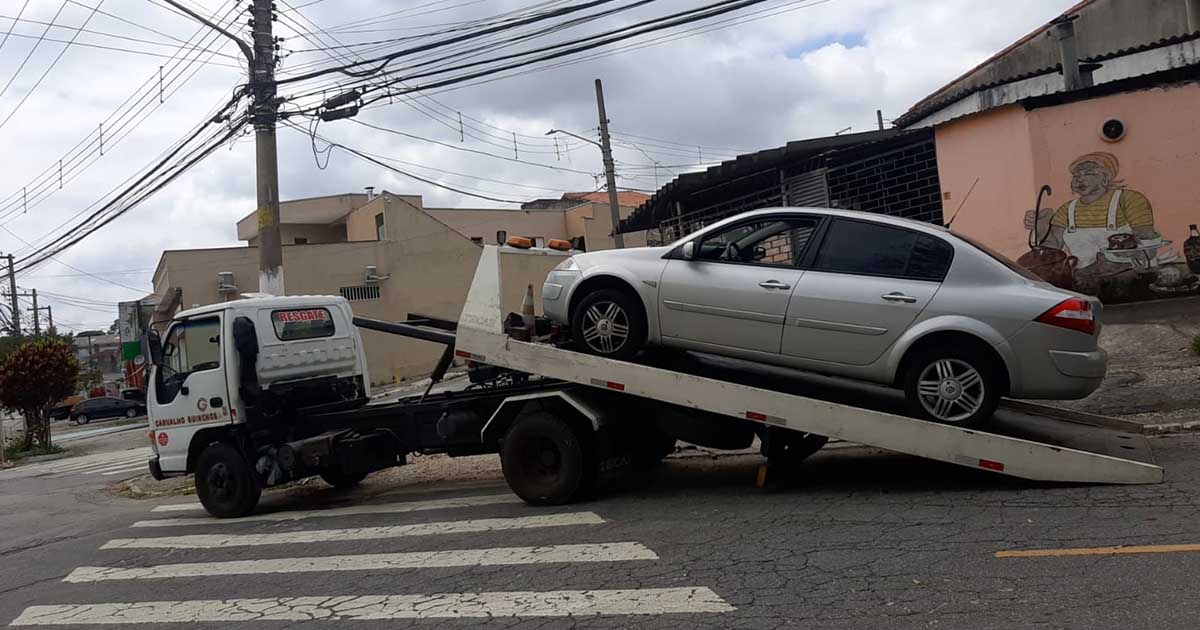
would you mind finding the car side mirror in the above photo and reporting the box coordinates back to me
[144,329,163,366]
[681,241,696,260]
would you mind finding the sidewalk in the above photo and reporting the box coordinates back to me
[1050,295,1200,430]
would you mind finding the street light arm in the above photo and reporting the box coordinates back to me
[546,128,602,149]
[160,0,254,63]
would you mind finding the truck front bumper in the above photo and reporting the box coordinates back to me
[148,457,165,481]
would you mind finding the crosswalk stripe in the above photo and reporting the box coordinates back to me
[92,460,149,474]
[102,512,605,549]
[132,494,521,528]
[151,502,202,512]
[42,452,146,473]
[66,542,656,582]
[100,465,148,477]
[10,587,733,623]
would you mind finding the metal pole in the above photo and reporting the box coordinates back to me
[46,305,52,335]
[594,79,624,249]
[876,109,885,131]
[30,288,38,336]
[252,0,284,295]
[4,254,17,337]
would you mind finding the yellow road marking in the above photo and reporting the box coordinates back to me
[996,544,1200,558]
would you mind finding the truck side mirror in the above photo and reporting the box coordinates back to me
[144,329,163,366]
[681,241,696,260]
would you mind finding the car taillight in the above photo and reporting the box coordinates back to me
[1036,298,1095,335]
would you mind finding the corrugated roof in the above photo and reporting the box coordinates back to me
[896,0,1197,127]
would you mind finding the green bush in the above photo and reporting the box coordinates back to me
[1191,334,1200,356]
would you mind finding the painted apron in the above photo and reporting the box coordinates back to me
[1064,189,1129,269]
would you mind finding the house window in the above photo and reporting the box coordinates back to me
[375,213,385,240]
[294,237,309,245]
[340,285,381,301]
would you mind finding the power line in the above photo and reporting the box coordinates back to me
[0,32,244,66]
[0,0,68,102]
[0,0,31,52]
[0,11,245,60]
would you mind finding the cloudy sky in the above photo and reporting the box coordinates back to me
[0,0,1077,333]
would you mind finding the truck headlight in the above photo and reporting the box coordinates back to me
[554,257,579,271]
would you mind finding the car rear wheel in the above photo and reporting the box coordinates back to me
[903,347,1001,429]
[125,408,138,418]
[570,288,645,361]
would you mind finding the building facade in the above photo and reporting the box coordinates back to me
[897,0,1200,303]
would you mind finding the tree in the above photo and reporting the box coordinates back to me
[0,339,80,450]
[108,319,120,335]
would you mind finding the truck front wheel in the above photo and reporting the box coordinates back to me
[501,412,595,506]
[195,442,261,518]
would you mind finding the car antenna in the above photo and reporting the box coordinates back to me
[944,176,980,230]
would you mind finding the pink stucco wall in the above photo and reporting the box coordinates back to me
[934,82,1200,301]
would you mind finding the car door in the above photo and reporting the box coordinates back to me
[782,218,954,366]
[99,398,120,419]
[659,215,821,355]
[150,314,232,473]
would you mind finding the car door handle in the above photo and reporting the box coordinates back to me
[881,292,918,303]
[759,280,791,290]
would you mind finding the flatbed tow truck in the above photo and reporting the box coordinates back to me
[145,245,1162,518]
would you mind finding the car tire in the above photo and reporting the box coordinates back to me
[125,408,138,418]
[570,288,646,361]
[195,442,261,518]
[903,346,1001,429]
[500,412,595,506]
[76,414,89,425]
[319,467,368,489]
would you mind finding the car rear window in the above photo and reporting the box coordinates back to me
[813,219,953,281]
[271,308,335,341]
[950,230,1044,281]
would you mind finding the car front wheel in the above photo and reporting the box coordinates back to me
[125,408,138,418]
[570,288,645,361]
[903,347,1001,429]
[75,414,89,425]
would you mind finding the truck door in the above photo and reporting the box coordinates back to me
[149,314,232,473]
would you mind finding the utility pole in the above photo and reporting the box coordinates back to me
[29,288,38,336]
[162,0,283,295]
[594,79,624,249]
[34,304,52,335]
[2,253,17,336]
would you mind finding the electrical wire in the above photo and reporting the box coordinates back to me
[0,0,68,101]
[0,0,31,51]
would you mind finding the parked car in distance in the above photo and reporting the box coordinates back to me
[542,208,1106,428]
[121,387,146,403]
[71,396,146,425]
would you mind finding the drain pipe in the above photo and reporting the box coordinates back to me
[1051,15,1083,91]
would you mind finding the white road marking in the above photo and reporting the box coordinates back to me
[93,460,149,474]
[102,512,605,549]
[66,542,656,582]
[133,493,521,528]
[11,587,733,623]
[100,465,149,477]
[42,450,149,473]
[151,502,202,512]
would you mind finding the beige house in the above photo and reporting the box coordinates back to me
[153,190,650,385]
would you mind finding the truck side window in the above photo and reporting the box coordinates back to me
[156,316,221,405]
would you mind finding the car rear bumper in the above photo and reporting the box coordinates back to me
[1000,323,1107,400]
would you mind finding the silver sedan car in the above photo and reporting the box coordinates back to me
[542,208,1106,428]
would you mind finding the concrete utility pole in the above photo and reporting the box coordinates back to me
[162,0,283,295]
[594,79,624,249]
[29,288,38,336]
[2,253,17,336]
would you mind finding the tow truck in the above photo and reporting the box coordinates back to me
[145,245,1163,518]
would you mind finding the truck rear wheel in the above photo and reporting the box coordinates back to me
[501,412,595,506]
[195,442,261,518]
[319,467,368,489]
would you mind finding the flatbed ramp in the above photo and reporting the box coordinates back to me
[457,246,1162,485]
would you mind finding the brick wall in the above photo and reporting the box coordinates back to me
[826,140,944,224]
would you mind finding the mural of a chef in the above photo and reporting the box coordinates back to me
[1024,152,1174,273]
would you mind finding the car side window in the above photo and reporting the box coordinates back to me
[697,218,818,267]
[156,316,221,405]
[813,219,953,281]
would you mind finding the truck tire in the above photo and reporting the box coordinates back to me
[501,412,595,506]
[195,442,261,518]
[319,467,368,489]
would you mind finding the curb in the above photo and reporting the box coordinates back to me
[1143,420,1200,435]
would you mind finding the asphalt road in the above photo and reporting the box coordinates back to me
[1,428,1199,629]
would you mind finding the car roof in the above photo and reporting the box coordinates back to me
[175,294,350,320]
[670,207,950,245]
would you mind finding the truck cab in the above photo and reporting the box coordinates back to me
[146,295,370,514]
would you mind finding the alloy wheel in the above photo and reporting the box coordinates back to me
[916,358,986,423]
[581,300,630,355]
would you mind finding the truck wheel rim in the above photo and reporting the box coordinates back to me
[207,463,233,500]
[520,437,562,483]
[917,359,985,423]
[582,301,630,355]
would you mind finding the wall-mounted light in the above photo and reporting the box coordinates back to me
[365,265,390,284]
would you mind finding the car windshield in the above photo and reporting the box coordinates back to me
[949,230,1043,282]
